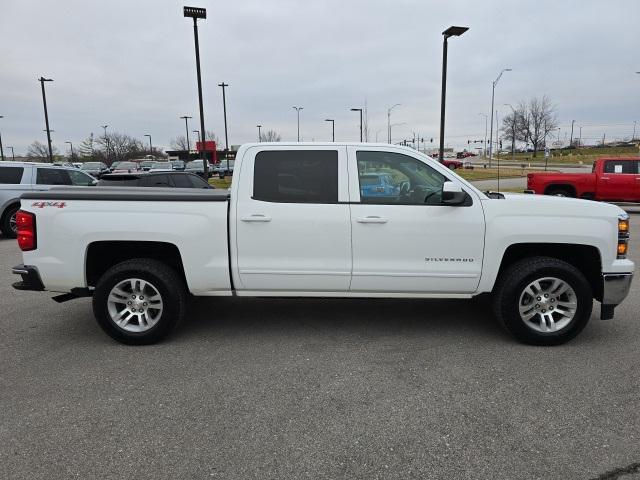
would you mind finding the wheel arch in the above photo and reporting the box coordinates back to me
[495,243,603,301]
[85,241,187,289]
[543,184,577,197]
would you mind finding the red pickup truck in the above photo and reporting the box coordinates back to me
[526,157,640,202]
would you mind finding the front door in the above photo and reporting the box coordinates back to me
[234,146,352,293]
[347,147,485,294]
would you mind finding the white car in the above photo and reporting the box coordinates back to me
[148,162,173,172]
[11,143,634,346]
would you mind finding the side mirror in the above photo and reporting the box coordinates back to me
[442,181,466,205]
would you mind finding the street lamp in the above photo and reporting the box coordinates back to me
[478,113,488,158]
[7,146,14,160]
[218,82,229,152]
[179,115,192,153]
[293,106,303,141]
[488,68,512,166]
[183,5,208,177]
[65,141,74,160]
[439,26,468,163]
[351,108,363,142]
[257,125,262,142]
[389,122,406,144]
[325,119,335,142]
[38,77,54,162]
[144,134,152,152]
[101,125,109,162]
[387,104,401,144]
[193,130,201,144]
[0,115,5,161]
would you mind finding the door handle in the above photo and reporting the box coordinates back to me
[601,177,610,181]
[357,216,388,224]
[240,214,272,222]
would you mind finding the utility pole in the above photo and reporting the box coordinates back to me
[0,115,5,161]
[579,125,583,147]
[180,116,192,153]
[144,134,152,152]
[183,6,208,177]
[325,119,335,142]
[218,82,230,172]
[439,26,469,162]
[257,125,262,142]
[387,104,400,144]
[101,125,109,163]
[633,120,637,141]
[570,120,575,147]
[351,108,363,142]
[38,77,54,162]
[65,141,74,160]
[488,68,511,167]
[8,146,14,160]
[193,130,201,143]
[293,106,303,141]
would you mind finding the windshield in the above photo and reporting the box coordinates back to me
[151,162,171,169]
[81,162,101,169]
[116,162,137,169]
[187,161,203,168]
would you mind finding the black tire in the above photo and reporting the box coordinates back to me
[449,164,456,170]
[92,259,187,345]
[546,187,574,197]
[1,204,20,238]
[492,256,593,346]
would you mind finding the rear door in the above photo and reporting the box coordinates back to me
[234,146,351,292]
[598,160,636,201]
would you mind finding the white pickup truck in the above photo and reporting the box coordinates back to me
[11,143,634,346]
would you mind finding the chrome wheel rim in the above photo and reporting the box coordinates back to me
[9,211,18,234]
[518,277,577,333]
[107,278,163,332]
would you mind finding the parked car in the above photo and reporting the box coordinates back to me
[214,160,235,177]
[140,160,155,171]
[442,159,463,170]
[97,172,213,189]
[110,161,140,174]
[0,162,96,237]
[80,162,109,178]
[149,162,173,172]
[11,143,634,346]
[170,160,185,171]
[185,159,212,178]
[526,157,640,201]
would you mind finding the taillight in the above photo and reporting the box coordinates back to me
[16,210,36,251]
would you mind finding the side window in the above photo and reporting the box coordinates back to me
[253,150,338,203]
[68,170,94,186]
[171,174,192,188]
[356,151,447,205]
[139,174,171,187]
[188,174,210,188]
[0,167,24,184]
[36,168,71,185]
[604,160,635,174]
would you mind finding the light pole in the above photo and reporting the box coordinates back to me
[38,77,54,162]
[439,26,469,163]
[101,125,109,162]
[0,115,4,161]
[144,134,152,152]
[488,68,512,166]
[180,115,192,153]
[8,146,14,160]
[389,122,406,144]
[478,113,488,158]
[293,106,303,141]
[579,125,583,147]
[387,104,401,144]
[65,141,74,160]
[325,119,335,141]
[193,129,201,143]
[183,6,208,177]
[351,108,363,142]
[218,82,229,150]
[570,120,575,147]
[633,121,637,141]
[257,125,262,142]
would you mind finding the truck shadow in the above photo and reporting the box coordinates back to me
[176,294,511,343]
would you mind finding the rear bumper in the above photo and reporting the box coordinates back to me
[600,273,633,320]
[11,264,45,291]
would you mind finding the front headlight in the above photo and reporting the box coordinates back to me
[618,213,630,259]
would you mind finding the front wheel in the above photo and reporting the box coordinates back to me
[93,259,187,345]
[493,257,593,345]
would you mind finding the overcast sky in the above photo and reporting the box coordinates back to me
[1,0,639,155]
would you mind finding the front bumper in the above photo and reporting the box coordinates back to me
[11,264,45,291]
[600,273,633,320]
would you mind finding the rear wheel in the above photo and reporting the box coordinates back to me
[493,257,593,345]
[1,204,19,238]
[93,259,187,345]
[546,187,574,197]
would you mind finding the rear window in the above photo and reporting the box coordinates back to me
[0,167,24,184]
[139,174,171,187]
[36,168,71,185]
[253,150,338,203]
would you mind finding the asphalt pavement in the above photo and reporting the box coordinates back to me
[1,220,639,480]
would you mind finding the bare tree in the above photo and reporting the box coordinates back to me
[27,141,58,161]
[95,132,142,164]
[260,129,281,142]
[517,95,558,157]
[501,110,519,157]
[171,136,189,150]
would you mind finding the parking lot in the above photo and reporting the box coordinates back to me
[0,217,638,480]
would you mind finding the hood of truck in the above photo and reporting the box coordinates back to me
[481,192,626,218]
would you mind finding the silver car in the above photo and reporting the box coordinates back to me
[0,162,96,237]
